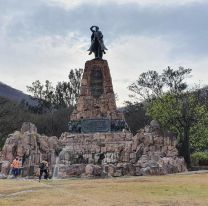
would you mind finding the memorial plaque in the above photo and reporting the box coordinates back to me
[81,119,110,133]
[90,68,103,98]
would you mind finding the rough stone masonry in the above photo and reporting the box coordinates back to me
[0,122,187,178]
[71,59,123,121]
[69,59,126,133]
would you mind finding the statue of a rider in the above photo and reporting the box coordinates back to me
[88,26,107,59]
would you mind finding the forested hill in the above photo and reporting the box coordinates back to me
[0,82,35,104]
[0,95,72,149]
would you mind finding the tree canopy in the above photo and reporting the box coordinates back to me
[128,66,208,168]
[27,68,83,112]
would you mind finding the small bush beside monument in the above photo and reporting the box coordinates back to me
[191,152,208,166]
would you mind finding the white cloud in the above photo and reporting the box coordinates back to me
[48,0,205,9]
[0,33,88,93]
[106,35,208,106]
[107,35,174,105]
[0,33,173,106]
[0,15,13,36]
[1,30,208,107]
[0,0,208,108]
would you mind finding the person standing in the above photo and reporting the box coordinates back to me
[11,157,20,178]
[39,159,49,181]
[18,157,23,177]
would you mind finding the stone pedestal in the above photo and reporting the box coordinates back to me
[70,59,123,121]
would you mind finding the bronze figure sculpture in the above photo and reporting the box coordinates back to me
[88,26,107,59]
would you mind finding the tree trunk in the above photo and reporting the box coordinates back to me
[182,125,191,169]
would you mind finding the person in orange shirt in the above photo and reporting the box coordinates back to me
[11,157,20,177]
[18,157,23,176]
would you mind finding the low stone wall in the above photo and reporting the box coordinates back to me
[0,122,187,178]
[55,129,186,177]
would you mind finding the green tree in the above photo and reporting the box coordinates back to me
[147,92,206,168]
[68,68,83,106]
[27,80,44,99]
[43,80,55,106]
[124,101,149,135]
[129,67,191,101]
[24,68,83,137]
[27,68,83,111]
[128,67,200,168]
[189,88,208,152]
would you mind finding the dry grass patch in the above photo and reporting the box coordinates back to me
[0,173,208,206]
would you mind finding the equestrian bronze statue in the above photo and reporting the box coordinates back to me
[88,26,107,59]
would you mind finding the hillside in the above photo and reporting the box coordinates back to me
[0,82,36,105]
[0,96,71,149]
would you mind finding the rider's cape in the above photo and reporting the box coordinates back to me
[88,31,107,52]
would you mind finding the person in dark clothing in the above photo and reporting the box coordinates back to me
[39,160,49,181]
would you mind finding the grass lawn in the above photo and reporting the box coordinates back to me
[0,173,208,206]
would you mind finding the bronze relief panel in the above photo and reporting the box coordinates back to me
[90,67,104,98]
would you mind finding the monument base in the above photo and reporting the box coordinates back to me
[0,123,187,178]
[68,118,128,133]
[69,58,129,133]
[70,59,124,121]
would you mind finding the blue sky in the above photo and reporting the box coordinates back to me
[0,0,208,105]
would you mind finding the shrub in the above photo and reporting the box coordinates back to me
[191,152,208,166]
